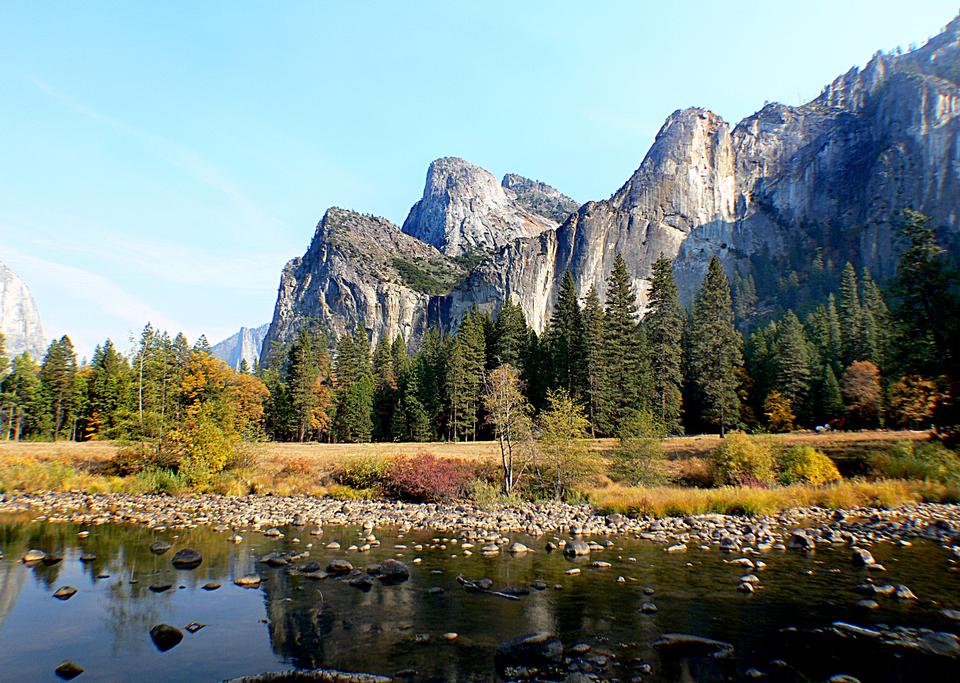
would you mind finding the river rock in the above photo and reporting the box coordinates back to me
[851,547,875,566]
[894,584,917,600]
[149,541,172,555]
[234,575,262,588]
[787,530,815,551]
[149,624,184,652]
[326,559,353,574]
[564,540,590,557]
[653,633,735,659]
[54,660,84,680]
[377,559,410,584]
[507,542,530,554]
[22,549,46,563]
[51,586,77,600]
[171,548,202,569]
[494,632,563,675]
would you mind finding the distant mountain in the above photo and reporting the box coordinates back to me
[211,323,269,370]
[264,15,960,351]
[0,260,46,359]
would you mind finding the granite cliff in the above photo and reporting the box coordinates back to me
[0,261,46,360]
[265,17,960,355]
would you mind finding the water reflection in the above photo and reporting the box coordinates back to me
[0,514,958,682]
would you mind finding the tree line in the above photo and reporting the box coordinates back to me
[1,209,957,447]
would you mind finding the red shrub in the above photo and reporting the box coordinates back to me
[385,453,474,503]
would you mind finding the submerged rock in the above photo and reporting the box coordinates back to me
[52,586,77,600]
[376,559,410,584]
[149,624,184,652]
[54,660,84,680]
[149,541,172,555]
[234,575,262,588]
[494,632,564,675]
[653,633,735,659]
[171,548,202,569]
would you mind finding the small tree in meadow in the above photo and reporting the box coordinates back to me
[532,389,602,500]
[482,364,533,495]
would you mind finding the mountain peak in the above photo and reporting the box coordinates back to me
[401,157,563,256]
[0,260,46,359]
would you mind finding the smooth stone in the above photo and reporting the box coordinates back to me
[201,583,221,591]
[22,549,46,563]
[171,548,202,569]
[53,586,78,600]
[507,542,530,554]
[149,583,173,593]
[326,559,353,574]
[653,633,735,659]
[149,541,171,555]
[564,540,590,557]
[377,559,410,584]
[234,575,262,588]
[149,624,184,652]
[851,547,875,566]
[494,632,563,674]
[185,622,205,633]
[79,553,96,563]
[54,660,84,680]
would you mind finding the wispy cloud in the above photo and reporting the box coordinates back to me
[0,244,184,352]
[26,75,283,232]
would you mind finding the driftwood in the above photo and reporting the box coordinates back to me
[456,574,521,600]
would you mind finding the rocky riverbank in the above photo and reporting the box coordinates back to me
[2,491,960,554]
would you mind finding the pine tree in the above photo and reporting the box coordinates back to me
[645,256,685,433]
[1,352,44,440]
[859,268,890,371]
[688,257,743,436]
[372,337,398,440]
[40,336,78,441]
[600,254,646,434]
[545,272,584,396]
[819,364,844,421]
[491,300,529,370]
[580,286,608,436]
[774,310,812,421]
[333,327,374,442]
[839,262,862,366]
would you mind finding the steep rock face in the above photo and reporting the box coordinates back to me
[501,173,579,224]
[445,18,960,328]
[211,323,269,370]
[262,208,464,357]
[0,261,46,359]
[401,157,562,256]
[267,17,960,349]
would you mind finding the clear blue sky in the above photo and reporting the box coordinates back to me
[1,1,956,359]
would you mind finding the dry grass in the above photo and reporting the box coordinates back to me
[586,478,960,518]
[0,430,927,467]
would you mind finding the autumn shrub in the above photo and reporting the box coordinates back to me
[467,478,525,508]
[871,439,960,483]
[333,456,391,490]
[129,467,187,495]
[107,442,179,476]
[778,446,842,486]
[383,453,474,502]
[708,432,775,486]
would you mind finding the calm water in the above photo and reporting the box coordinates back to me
[1,513,959,682]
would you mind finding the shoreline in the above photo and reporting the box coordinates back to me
[3,491,959,553]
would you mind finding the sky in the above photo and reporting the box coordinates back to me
[1,1,957,360]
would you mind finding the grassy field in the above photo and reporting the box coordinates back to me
[0,429,930,466]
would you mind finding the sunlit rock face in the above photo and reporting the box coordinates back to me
[211,324,269,370]
[401,157,564,257]
[267,18,960,349]
[0,260,46,359]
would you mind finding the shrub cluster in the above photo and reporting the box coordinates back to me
[778,445,841,486]
[708,433,776,486]
[708,434,842,487]
[871,440,960,484]
[382,453,474,503]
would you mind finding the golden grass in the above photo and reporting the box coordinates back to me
[585,478,960,518]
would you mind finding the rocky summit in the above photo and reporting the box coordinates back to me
[211,323,269,370]
[0,260,46,359]
[264,17,960,351]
